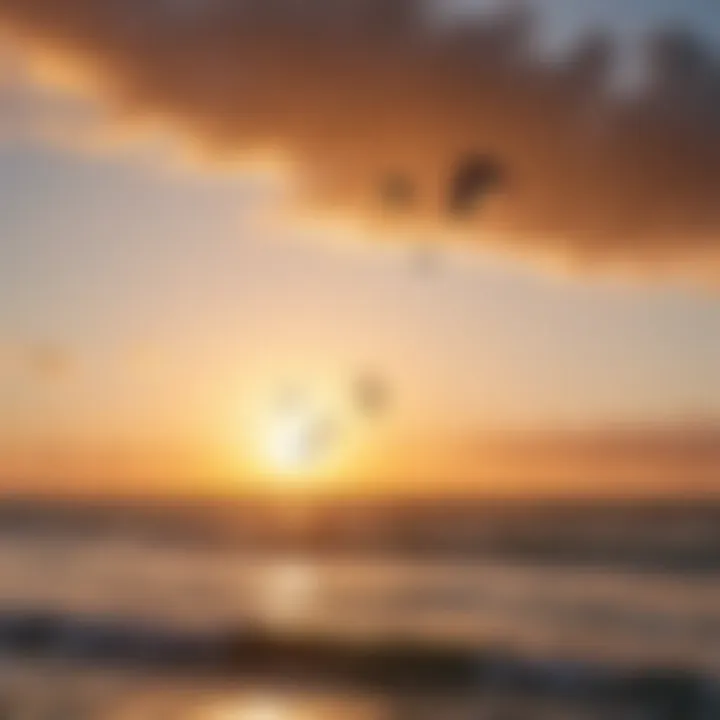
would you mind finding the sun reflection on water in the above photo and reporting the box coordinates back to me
[215,696,289,720]
[210,694,383,720]
[260,561,320,626]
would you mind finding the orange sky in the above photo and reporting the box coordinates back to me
[2,418,718,499]
[0,1,719,498]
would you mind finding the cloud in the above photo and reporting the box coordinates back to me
[0,1,719,277]
[0,42,106,149]
[467,421,720,493]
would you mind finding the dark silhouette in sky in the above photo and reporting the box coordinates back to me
[447,154,506,220]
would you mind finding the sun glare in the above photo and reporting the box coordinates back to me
[232,376,378,492]
[264,410,319,474]
[258,399,342,482]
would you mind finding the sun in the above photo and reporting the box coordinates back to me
[264,410,318,473]
[229,377,377,491]
[259,401,340,479]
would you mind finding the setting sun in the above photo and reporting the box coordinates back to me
[254,392,349,485]
[263,408,327,475]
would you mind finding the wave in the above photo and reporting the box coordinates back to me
[0,606,718,718]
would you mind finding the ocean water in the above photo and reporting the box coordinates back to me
[0,509,718,718]
[0,662,643,720]
[1,531,720,670]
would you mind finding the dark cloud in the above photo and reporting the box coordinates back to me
[0,1,719,275]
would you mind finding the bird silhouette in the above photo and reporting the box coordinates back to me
[447,153,505,218]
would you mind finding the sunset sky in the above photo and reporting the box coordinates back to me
[0,0,718,496]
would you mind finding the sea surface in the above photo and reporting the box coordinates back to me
[0,503,718,718]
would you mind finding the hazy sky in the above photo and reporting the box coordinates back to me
[0,0,718,494]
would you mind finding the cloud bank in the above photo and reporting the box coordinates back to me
[464,421,720,494]
[0,0,719,276]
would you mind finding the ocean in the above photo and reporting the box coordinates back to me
[0,499,718,718]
